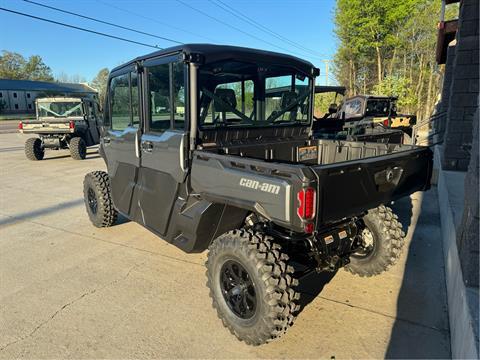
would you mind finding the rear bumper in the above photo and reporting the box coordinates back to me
[20,129,75,134]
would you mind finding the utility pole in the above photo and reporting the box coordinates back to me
[322,60,332,86]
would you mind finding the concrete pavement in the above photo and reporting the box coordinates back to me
[0,132,450,358]
[0,120,21,134]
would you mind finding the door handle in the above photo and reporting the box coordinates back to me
[103,137,111,144]
[141,141,154,153]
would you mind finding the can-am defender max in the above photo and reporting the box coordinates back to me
[83,44,432,345]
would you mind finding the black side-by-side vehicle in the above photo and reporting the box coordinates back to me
[83,44,433,345]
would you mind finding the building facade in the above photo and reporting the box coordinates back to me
[0,79,97,115]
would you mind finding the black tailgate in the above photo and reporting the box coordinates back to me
[312,147,433,224]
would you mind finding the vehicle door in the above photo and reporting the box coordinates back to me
[136,56,188,236]
[102,67,142,217]
[85,99,100,145]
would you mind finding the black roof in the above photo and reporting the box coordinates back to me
[111,44,318,76]
[0,79,96,93]
[315,85,346,95]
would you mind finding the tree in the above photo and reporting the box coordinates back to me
[333,0,450,121]
[0,51,25,79]
[25,55,54,81]
[90,68,109,107]
[0,51,53,81]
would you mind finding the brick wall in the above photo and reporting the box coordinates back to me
[442,0,479,171]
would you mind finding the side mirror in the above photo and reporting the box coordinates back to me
[341,111,346,121]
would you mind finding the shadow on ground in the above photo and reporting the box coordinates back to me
[42,151,100,161]
[0,198,84,227]
[296,270,337,311]
[386,193,451,358]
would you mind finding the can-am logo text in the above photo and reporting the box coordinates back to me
[239,178,281,195]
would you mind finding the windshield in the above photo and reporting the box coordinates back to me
[365,99,392,117]
[198,61,312,128]
[38,101,84,118]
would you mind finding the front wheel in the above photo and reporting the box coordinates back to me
[83,171,117,227]
[345,205,405,277]
[25,137,44,161]
[206,229,300,346]
[70,137,86,160]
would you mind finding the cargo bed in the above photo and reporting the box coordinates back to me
[193,139,432,230]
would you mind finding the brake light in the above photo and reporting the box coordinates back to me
[297,187,316,220]
[304,222,314,234]
[18,122,23,130]
[69,120,75,129]
[383,119,389,126]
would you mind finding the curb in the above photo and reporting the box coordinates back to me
[435,146,479,359]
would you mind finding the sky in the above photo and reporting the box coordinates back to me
[0,0,337,84]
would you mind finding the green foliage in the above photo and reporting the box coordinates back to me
[314,93,338,118]
[373,75,416,109]
[334,0,446,120]
[0,51,53,81]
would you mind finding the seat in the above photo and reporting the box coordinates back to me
[214,88,237,122]
[280,91,298,121]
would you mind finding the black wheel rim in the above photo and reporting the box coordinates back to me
[87,187,98,214]
[220,260,257,319]
[352,228,376,258]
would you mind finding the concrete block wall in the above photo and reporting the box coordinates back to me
[458,105,479,287]
[442,0,479,171]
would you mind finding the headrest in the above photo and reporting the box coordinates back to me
[280,91,298,108]
[214,88,237,112]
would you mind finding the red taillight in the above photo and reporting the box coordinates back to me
[69,120,75,129]
[297,187,316,220]
[18,122,23,130]
[383,119,389,126]
[304,222,314,234]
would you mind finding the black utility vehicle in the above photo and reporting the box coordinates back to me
[339,95,416,144]
[312,88,407,144]
[19,96,101,160]
[83,44,433,345]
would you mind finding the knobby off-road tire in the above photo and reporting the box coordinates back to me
[345,205,405,277]
[83,171,117,227]
[206,229,300,346]
[70,137,87,160]
[25,137,44,161]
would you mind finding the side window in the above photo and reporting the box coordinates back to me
[173,62,185,129]
[148,63,171,132]
[131,72,140,126]
[110,73,130,131]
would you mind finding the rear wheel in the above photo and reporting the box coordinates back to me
[206,229,300,345]
[25,137,44,161]
[346,205,405,277]
[70,137,86,160]
[83,171,117,227]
